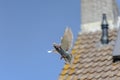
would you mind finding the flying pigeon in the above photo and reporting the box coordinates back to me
[48,27,73,64]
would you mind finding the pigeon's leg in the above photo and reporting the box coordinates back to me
[60,55,66,60]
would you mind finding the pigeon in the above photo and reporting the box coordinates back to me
[48,27,73,64]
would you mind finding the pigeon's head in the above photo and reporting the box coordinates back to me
[53,43,57,47]
[53,43,59,49]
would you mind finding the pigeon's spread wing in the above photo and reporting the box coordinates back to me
[61,27,73,51]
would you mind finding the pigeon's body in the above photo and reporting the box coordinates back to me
[49,27,73,64]
[53,43,73,63]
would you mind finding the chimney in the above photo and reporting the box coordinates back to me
[101,14,109,44]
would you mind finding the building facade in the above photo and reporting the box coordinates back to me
[58,0,120,80]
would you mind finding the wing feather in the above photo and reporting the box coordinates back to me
[61,27,73,51]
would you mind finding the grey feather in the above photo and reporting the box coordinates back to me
[61,27,73,51]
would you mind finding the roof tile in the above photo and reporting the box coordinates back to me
[59,29,120,80]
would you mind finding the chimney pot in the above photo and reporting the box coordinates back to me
[101,14,109,44]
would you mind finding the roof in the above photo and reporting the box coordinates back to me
[58,28,120,80]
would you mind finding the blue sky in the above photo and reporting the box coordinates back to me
[0,0,80,80]
[0,0,120,80]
